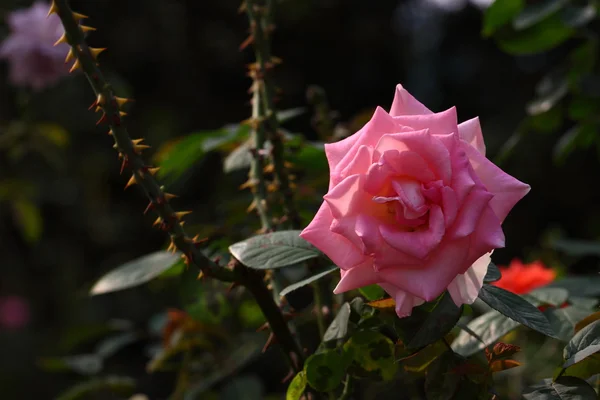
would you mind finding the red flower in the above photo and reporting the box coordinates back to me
[493,259,556,295]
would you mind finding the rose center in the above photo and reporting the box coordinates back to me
[371,178,429,229]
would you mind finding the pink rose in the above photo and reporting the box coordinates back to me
[0,1,70,90]
[300,84,530,318]
[0,295,30,330]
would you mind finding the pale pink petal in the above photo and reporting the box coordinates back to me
[390,178,428,219]
[378,237,470,301]
[464,206,506,266]
[458,117,486,156]
[462,143,531,222]
[333,261,380,294]
[380,283,426,318]
[379,205,445,259]
[393,107,458,136]
[339,145,375,181]
[376,130,452,185]
[441,186,458,227]
[300,202,367,270]
[323,175,373,219]
[325,107,398,186]
[389,84,433,117]
[447,252,491,306]
[450,189,494,239]
[364,150,436,195]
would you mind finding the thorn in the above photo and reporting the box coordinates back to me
[256,321,270,332]
[96,93,106,105]
[96,113,107,125]
[95,106,102,113]
[79,25,96,33]
[197,271,204,279]
[239,180,255,190]
[69,59,81,73]
[191,234,208,245]
[115,97,133,107]
[174,211,192,220]
[47,1,58,17]
[153,217,163,226]
[72,11,88,21]
[119,156,129,174]
[54,34,67,46]
[163,193,178,201]
[124,175,137,190]
[88,47,105,59]
[147,167,160,176]
[267,182,278,192]
[131,138,145,145]
[239,35,254,51]
[119,111,128,118]
[133,144,150,154]
[262,332,277,353]
[247,199,257,213]
[143,202,154,215]
[108,129,113,136]
[263,164,275,174]
[167,238,177,254]
[281,369,294,384]
[64,48,75,64]
[289,351,300,371]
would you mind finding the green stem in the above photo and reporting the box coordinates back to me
[52,0,303,372]
[245,0,301,229]
[338,375,354,400]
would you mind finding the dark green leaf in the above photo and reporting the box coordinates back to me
[513,0,570,30]
[229,231,322,269]
[221,376,263,400]
[551,239,600,257]
[524,287,569,307]
[562,354,600,381]
[286,371,307,400]
[483,262,502,283]
[497,14,574,55]
[406,293,462,349]
[569,297,599,310]
[38,354,103,376]
[546,276,600,297]
[544,307,594,342]
[482,0,524,36]
[90,251,180,295]
[478,285,557,338]
[95,332,139,359]
[323,302,351,342]
[304,350,347,392]
[452,311,520,357]
[561,4,597,28]
[564,320,600,367]
[280,265,337,297]
[523,376,597,400]
[424,351,462,400]
[359,285,386,301]
[344,331,397,381]
[399,341,447,372]
[55,376,136,400]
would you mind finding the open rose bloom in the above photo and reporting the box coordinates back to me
[300,84,530,318]
[0,1,70,90]
[493,259,556,295]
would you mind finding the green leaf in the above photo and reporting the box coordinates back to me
[568,97,599,121]
[95,332,139,359]
[483,262,502,283]
[546,276,600,297]
[12,199,42,243]
[424,351,462,400]
[228,231,322,270]
[343,331,397,381]
[523,377,597,400]
[562,354,600,381]
[223,139,254,173]
[55,376,136,400]
[286,371,307,400]
[478,284,557,338]
[544,307,594,342]
[561,4,597,28]
[399,341,448,373]
[220,376,263,400]
[38,354,103,375]
[323,302,352,343]
[496,14,574,55]
[524,287,569,307]
[569,297,599,310]
[359,285,386,301]
[564,320,600,368]
[513,0,570,31]
[90,251,181,295]
[304,350,347,392]
[277,107,307,124]
[554,124,597,163]
[406,293,462,349]
[280,265,337,297]
[451,311,520,357]
[482,0,524,36]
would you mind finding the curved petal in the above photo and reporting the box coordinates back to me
[389,84,433,117]
[393,107,458,136]
[323,175,373,219]
[464,206,506,266]
[300,202,367,270]
[333,261,380,293]
[325,107,398,185]
[378,237,470,301]
[339,145,375,182]
[458,117,486,156]
[462,143,531,222]
[450,189,494,239]
[364,150,436,195]
[380,283,426,318]
[447,252,491,306]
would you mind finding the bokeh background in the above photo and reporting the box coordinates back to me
[1,0,599,398]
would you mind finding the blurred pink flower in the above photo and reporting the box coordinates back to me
[0,1,70,90]
[0,295,30,330]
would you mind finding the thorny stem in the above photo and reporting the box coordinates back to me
[52,0,303,372]
[245,0,301,229]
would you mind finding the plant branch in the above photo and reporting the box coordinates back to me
[245,0,301,229]
[51,0,303,372]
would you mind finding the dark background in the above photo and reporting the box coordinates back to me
[0,0,599,398]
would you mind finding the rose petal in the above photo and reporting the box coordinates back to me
[391,178,428,219]
[339,145,375,182]
[393,107,458,136]
[364,150,436,195]
[333,261,380,294]
[450,189,494,239]
[458,117,486,156]
[389,84,433,117]
[323,175,373,219]
[447,252,491,306]
[462,143,531,222]
[379,283,426,318]
[300,202,367,270]
[464,206,506,266]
